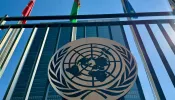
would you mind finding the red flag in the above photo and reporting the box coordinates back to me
[22,0,35,24]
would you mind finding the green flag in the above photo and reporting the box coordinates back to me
[70,0,80,23]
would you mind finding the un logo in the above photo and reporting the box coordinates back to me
[48,38,138,100]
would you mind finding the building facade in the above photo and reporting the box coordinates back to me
[4,20,145,100]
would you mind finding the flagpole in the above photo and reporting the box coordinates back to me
[71,26,77,41]
[0,15,11,51]
[121,0,159,99]
[70,0,80,41]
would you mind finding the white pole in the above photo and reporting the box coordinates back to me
[121,0,159,99]
[0,21,25,78]
[71,27,77,41]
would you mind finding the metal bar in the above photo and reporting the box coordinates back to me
[1,19,175,29]
[132,24,166,99]
[120,25,130,49]
[96,24,99,37]
[0,12,174,21]
[157,23,175,54]
[120,25,145,100]
[145,24,175,87]
[108,24,113,40]
[54,26,61,52]
[121,0,164,94]
[168,21,175,34]
[83,26,86,38]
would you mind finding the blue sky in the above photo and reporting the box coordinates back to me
[0,0,175,99]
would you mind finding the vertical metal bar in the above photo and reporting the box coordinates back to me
[96,24,99,37]
[121,0,160,99]
[157,23,175,54]
[108,24,113,40]
[70,26,73,41]
[169,21,175,32]
[84,25,86,38]
[145,24,175,87]
[132,24,166,99]
[120,25,130,49]
[82,25,85,38]
[120,25,145,100]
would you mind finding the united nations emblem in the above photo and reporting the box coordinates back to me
[48,38,137,100]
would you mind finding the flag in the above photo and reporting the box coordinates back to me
[22,0,35,24]
[122,0,138,18]
[70,0,80,23]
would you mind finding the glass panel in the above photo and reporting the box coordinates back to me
[47,26,72,100]
[98,26,110,38]
[123,25,154,100]
[86,26,97,37]
[11,28,47,100]
[47,86,62,100]
[57,27,72,48]
[146,24,175,99]
[29,27,60,100]
[110,25,126,46]
[76,27,85,40]
[110,25,143,100]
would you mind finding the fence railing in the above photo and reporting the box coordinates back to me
[1,11,175,99]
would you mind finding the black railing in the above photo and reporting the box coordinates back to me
[0,11,174,21]
[0,19,175,29]
[1,11,175,100]
[0,12,175,29]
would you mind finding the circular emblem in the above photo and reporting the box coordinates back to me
[48,38,137,100]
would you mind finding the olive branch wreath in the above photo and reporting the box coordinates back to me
[48,45,137,100]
